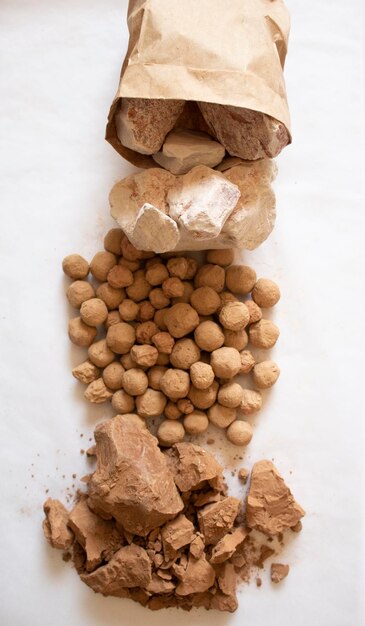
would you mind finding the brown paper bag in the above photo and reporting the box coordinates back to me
[106,0,291,167]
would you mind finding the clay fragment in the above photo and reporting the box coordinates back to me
[161,514,195,559]
[42,499,73,550]
[88,415,183,536]
[198,102,290,160]
[68,498,121,572]
[153,130,225,174]
[132,204,180,253]
[271,563,290,584]
[115,98,184,155]
[246,461,305,536]
[167,166,240,240]
[165,442,223,492]
[189,534,205,559]
[210,526,248,564]
[146,574,175,594]
[81,544,152,595]
[198,497,240,545]
[175,553,215,596]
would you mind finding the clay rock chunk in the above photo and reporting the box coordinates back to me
[115,98,185,155]
[198,497,241,545]
[198,102,290,160]
[88,415,183,536]
[153,130,225,174]
[42,498,73,550]
[132,204,179,253]
[175,553,215,596]
[68,498,121,572]
[161,513,195,559]
[167,166,240,240]
[210,526,248,564]
[246,460,305,536]
[81,544,152,595]
[165,442,223,492]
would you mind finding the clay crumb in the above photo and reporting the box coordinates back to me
[256,577,262,587]
[238,468,249,483]
[271,563,289,584]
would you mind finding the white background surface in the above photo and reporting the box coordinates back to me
[0,1,364,625]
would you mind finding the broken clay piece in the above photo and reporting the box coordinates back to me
[246,461,305,536]
[165,441,223,492]
[271,563,290,584]
[43,498,73,550]
[153,130,225,175]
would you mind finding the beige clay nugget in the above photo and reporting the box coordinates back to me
[190,287,221,315]
[157,420,185,446]
[72,361,99,384]
[190,362,215,390]
[240,389,263,415]
[245,299,263,324]
[219,301,250,331]
[164,303,199,338]
[105,311,121,329]
[121,368,148,396]
[80,298,108,327]
[223,328,248,351]
[62,254,89,280]
[225,265,256,295]
[138,301,155,322]
[136,389,167,418]
[119,299,139,322]
[88,339,115,368]
[103,228,123,255]
[84,378,113,404]
[107,265,133,289]
[106,322,135,354]
[194,264,225,293]
[188,381,219,410]
[162,277,185,298]
[90,251,117,282]
[147,366,168,391]
[183,411,209,435]
[206,249,234,267]
[68,317,97,347]
[152,332,175,355]
[102,362,125,390]
[253,361,280,389]
[208,404,237,428]
[194,321,225,352]
[67,281,95,309]
[164,402,182,420]
[210,347,241,378]
[126,270,151,302]
[96,283,125,310]
[218,382,243,408]
[170,339,201,369]
[226,420,253,446]
[252,278,280,308]
[145,262,169,286]
[111,389,135,414]
[160,369,190,400]
[130,345,159,368]
[249,319,280,349]
[239,350,255,374]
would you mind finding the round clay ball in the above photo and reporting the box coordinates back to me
[145,262,169,286]
[194,264,225,293]
[185,257,199,280]
[248,319,280,349]
[190,287,221,316]
[170,338,201,369]
[226,420,253,446]
[164,303,199,338]
[88,339,115,367]
[96,283,125,310]
[122,368,149,396]
[225,265,256,295]
[148,366,168,391]
[80,298,108,327]
[111,389,135,414]
[154,308,168,331]
[120,352,137,370]
[106,322,136,354]
[206,249,234,267]
[107,265,133,289]
[62,254,89,280]
[130,344,159,368]
[149,288,170,310]
[218,382,243,408]
[119,257,141,272]
[68,317,97,347]
[152,332,175,354]
[177,398,194,415]
[210,347,241,378]
[252,278,280,308]
[119,299,139,322]
[183,411,209,435]
[157,420,185,447]
[135,321,159,345]
[138,301,155,322]
[219,301,250,331]
[172,281,194,304]
[136,388,167,418]
[90,251,117,282]
[102,361,125,390]
[219,291,238,310]
[239,350,255,374]
[67,281,95,309]
[162,277,185,298]
[252,361,280,389]
[126,270,151,302]
[167,257,189,279]
[188,381,219,410]
[194,321,224,352]
[164,401,182,420]
[160,369,190,400]
[240,389,262,415]
[103,228,123,255]
[105,310,121,329]
[190,362,215,390]
[208,403,237,428]
[245,299,263,324]
[223,328,248,351]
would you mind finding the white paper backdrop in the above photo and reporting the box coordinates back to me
[0,1,364,625]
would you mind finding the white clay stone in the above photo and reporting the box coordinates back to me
[131,204,180,253]
[152,130,225,175]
